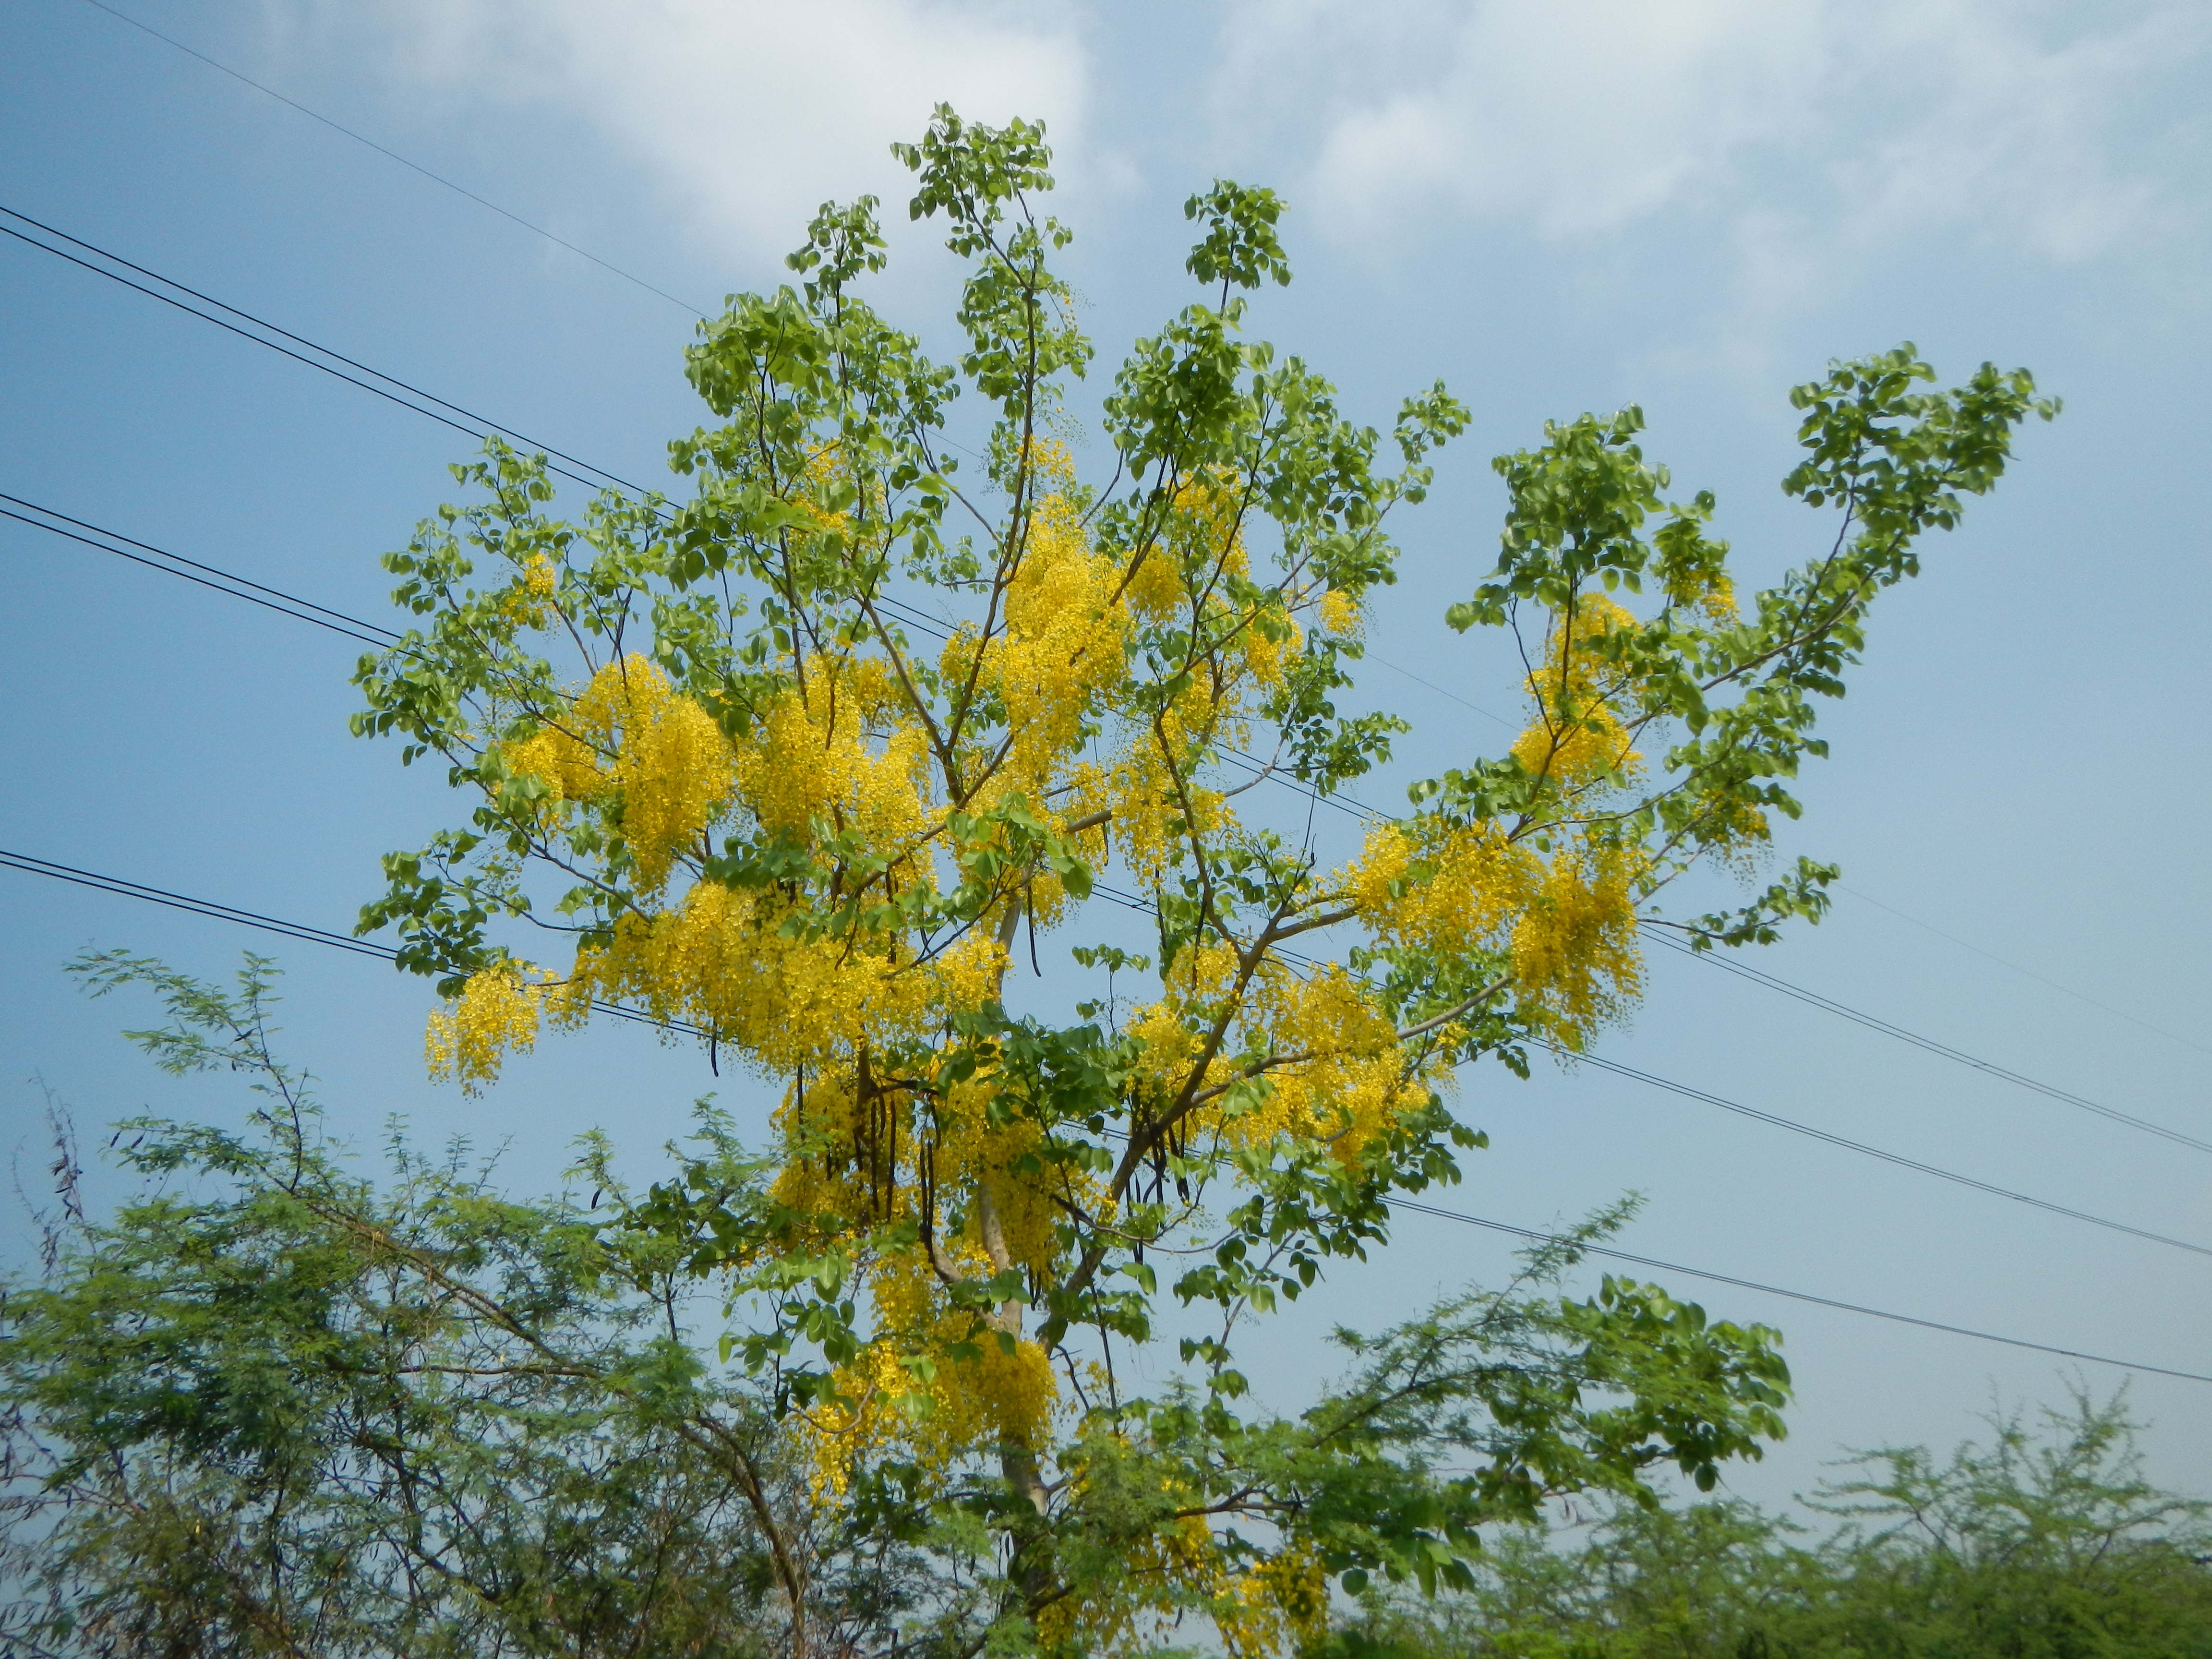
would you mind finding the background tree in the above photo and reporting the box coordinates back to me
[342,106,2051,1654]
[0,955,881,1659]
[1316,1390,2212,1659]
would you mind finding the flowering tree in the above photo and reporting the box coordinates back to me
[354,109,2052,1657]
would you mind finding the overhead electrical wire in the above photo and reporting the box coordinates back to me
[1364,654,1514,729]
[14,490,2212,1267]
[1385,1196,2212,1387]
[0,204,647,501]
[0,847,701,1038]
[1544,1043,2212,1263]
[1839,884,2212,1060]
[70,0,707,317]
[1642,925,2212,1156]
[4,842,2206,1385]
[0,492,399,648]
[3,847,401,962]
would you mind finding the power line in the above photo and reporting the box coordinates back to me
[1,493,398,648]
[9,842,2205,1389]
[1645,925,2212,1157]
[1364,652,1515,729]
[1839,884,2212,1060]
[0,849,700,1038]
[1389,1197,2212,1387]
[70,0,706,316]
[1551,1042,2212,1263]
[3,847,400,960]
[0,205,650,503]
[1211,743,1382,825]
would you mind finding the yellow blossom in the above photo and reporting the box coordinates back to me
[1509,592,1644,788]
[424,964,546,1093]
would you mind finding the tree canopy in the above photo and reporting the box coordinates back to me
[326,106,2058,1655]
[1322,1390,2212,1659]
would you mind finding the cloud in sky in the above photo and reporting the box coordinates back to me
[1276,0,1819,239]
[317,0,1086,259]
[305,0,2202,311]
[1218,0,2205,261]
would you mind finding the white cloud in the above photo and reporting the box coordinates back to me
[1816,0,2188,262]
[1218,0,2205,259]
[267,0,2200,321]
[1308,0,1820,238]
[300,0,1086,260]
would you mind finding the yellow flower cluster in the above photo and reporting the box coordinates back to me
[1239,615,1295,689]
[736,659,928,843]
[473,647,973,1088]
[502,719,601,805]
[1036,1485,1330,1659]
[1133,471,1249,617]
[1509,593,1643,789]
[1659,526,1739,621]
[1349,819,1539,954]
[1687,568,1738,621]
[1236,963,1427,1158]
[1315,586,1360,637]
[986,470,1133,808]
[768,1066,1075,1268]
[576,891,1011,1075]
[1080,697,1230,888]
[496,551,559,628]
[1695,791,1775,877]
[505,655,735,890]
[1118,946,1433,1167]
[788,440,869,547]
[1348,815,1647,1050]
[799,1297,1060,1500]
[1510,842,1647,1048]
[1216,1546,1333,1659]
[767,1063,1091,1495]
[425,964,546,1094]
[1154,471,1298,692]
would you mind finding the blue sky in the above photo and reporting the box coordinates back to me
[3,0,2210,1512]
